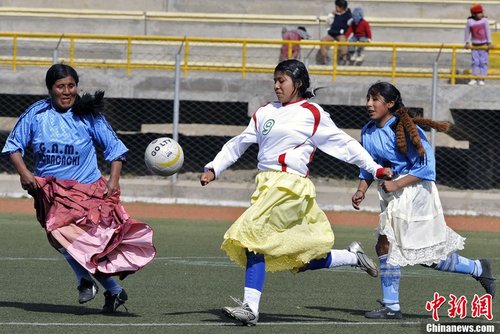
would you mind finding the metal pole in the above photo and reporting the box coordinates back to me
[52,49,58,65]
[171,38,184,183]
[52,34,64,64]
[430,44,443,152]
[430,61,438,152]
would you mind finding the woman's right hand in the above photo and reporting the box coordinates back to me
[19,170,36,192]
[351,190,365,210]
[200,169,215,186]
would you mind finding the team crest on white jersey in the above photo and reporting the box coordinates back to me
[262,119,275,135]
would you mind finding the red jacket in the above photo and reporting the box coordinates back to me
[345,19,372,39]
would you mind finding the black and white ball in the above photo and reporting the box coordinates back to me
[144,137,184,176]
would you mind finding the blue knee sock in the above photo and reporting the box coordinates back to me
[302,252,332,271]
[95,276,122,295]
[245,250,266,292]
[435,253,478,275]
[61,250,91,284]
[380,255,401,311]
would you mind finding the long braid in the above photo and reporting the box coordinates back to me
[395,116,407,154]
[413,117,450,132]
[394,108,450,157]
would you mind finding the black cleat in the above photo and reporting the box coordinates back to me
[473,259,496,298]
[102,289,128,313]
[77,277,98,304]
[365,300,403,319]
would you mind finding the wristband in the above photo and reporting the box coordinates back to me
[376,168,385,179]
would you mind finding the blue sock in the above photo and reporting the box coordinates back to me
[380,255,401,311]
[245,250,266,292]
[61,250,91,284]
[435,253,477,275]
[95,276,122,295]
[302,252,332,271]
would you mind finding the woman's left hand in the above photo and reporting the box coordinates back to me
[380,180,400,193]
[105,179,120,197]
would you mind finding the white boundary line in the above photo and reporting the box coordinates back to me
[0,321,498,327]
[0,321,425,327]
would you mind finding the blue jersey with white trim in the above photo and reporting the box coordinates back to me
[2,98,128,183]
[359,116,436,181]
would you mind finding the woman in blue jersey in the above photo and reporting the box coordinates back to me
[352,81,495,319]
[199,59,393,326]
[2,64,155,313]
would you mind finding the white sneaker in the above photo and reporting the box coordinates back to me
[355,55,365,63]
[468,79,477,85]
[222,296,258,326]
[478,80,485,86]
[348,241,379,277]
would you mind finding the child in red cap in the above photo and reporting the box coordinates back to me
[464,3,493,85]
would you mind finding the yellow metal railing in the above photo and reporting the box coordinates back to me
[0,32,499,84]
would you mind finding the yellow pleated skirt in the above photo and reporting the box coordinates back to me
[221,171,334,272]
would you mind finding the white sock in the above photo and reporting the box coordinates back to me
[329,249,357,267]
[243,287,261,315]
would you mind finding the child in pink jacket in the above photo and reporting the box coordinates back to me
[464,3,493,85]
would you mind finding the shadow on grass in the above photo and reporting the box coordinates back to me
[0,300,139,317]
[306,305,429,320]
[165,308,355,324]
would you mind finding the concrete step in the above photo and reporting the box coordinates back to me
[2,0,500,19]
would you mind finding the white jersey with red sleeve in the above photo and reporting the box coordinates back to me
[205,99,382,178]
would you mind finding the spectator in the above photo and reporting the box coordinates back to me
[464,3,493,85]
[346,7,372,65]
[279,26,311,62]
[316,0,352,65]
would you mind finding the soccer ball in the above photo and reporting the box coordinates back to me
[144,137,184,176]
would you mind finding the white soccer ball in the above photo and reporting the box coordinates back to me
[144,137,184,176]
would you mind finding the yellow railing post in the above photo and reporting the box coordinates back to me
[242,41,247,79]
[127,37,132,76]
[70,38,75,67]
[391,46,397,83]
[287,41,292,59]
[451,47,457,85]
[12,34,17,72]
[183,40,189,77]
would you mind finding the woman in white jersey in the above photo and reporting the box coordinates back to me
[199,59,393,326]
[2,64,156,313]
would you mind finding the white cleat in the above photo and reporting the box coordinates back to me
[222,296,258,326]
[348,241,379,277]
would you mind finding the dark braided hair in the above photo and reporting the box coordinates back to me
[72,90,105,116]
[45,64,105,116]
[274,59,314,99]
[45,63,79,90]
[367,82,450,157]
